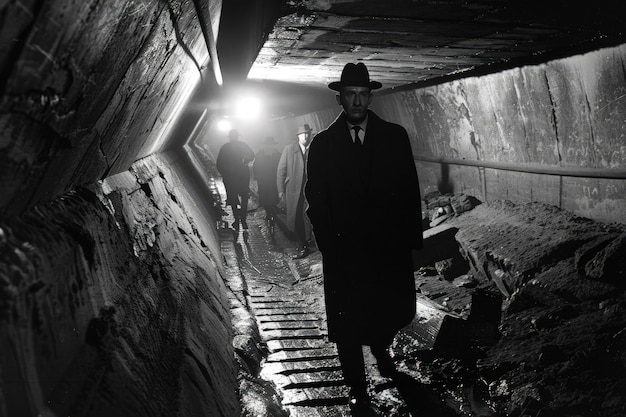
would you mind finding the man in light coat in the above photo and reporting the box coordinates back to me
[305,63,423,413]
[277,124,313,258]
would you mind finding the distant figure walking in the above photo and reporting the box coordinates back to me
[277,124,313,259]
[216,129,255,231]
[253,136,281,221]
[305,63,423,414]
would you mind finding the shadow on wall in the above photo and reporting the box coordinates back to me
[438,163,454,195]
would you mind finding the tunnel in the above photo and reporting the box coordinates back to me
[1,0,625,416]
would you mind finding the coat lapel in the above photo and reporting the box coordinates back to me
[355,111,380,191]
[327,116,367,193]
[335,112,384,194]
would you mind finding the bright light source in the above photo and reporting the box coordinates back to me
[235,96,261,120]
[217,118,232,132]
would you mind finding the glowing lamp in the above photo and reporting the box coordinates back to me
[235,96,261,120]
[217,119,232,132]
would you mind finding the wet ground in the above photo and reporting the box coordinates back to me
[216,181,626,417]
[216,181,494,417]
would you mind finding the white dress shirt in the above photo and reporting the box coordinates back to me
[347,117,368,144]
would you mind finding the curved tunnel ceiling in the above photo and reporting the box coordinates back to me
[217,0,626,119]
[1,0,625,216]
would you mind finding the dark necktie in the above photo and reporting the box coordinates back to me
[352,126,362,148]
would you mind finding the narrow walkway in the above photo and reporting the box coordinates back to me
[219,190,354,416]
[215,183,480,417]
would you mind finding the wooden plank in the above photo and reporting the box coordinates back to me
[266,339,332,352]
[262,328,326,340]
[266,347,337,363]
[281,386,349,406]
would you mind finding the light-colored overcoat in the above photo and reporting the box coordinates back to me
[277,142,312,239]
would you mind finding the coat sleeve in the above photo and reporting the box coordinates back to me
[252,151,261,179]
[241,143,254,165]
[398,127,424,250]
[216,145,226,176]
[304,135,333,253]
[276,147,289,195]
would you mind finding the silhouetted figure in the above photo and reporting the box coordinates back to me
[277,124,313,259]
[305,63,423,414]
[253,136,281,221]
[216,129,254,231]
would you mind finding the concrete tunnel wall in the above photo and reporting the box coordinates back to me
[0,148,241,417]
[0,0,218,218]
[1,1,246,414]
[1,0,625,415]
[286,43,626,225]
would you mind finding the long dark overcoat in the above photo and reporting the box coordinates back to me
[305,110,423,345]
[216,141,255,205]
[253,148,281,207]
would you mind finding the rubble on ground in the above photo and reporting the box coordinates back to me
[399,193,626,417]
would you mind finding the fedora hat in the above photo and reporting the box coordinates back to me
[328,62,382,91]
[263,136,277,144]
[297,124,313,134]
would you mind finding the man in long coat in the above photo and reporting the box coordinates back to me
[305,63,423,412]
[277,124,313,258]
[253,136,281,220]
[216,129,255,231]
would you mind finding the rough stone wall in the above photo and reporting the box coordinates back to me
[377,43,626,224]
[0,0,217,218]
[0,152,240,417]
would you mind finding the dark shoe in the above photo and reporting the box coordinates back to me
[231,221,239,231]
[348,390,372,415]
[373,348,397,377]
[291,246,310,259]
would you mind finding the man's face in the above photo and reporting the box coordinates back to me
[336,86,373,124]
[228,131,239,142]
[298,131,311,146]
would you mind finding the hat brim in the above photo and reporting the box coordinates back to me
[328,80,382,91]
